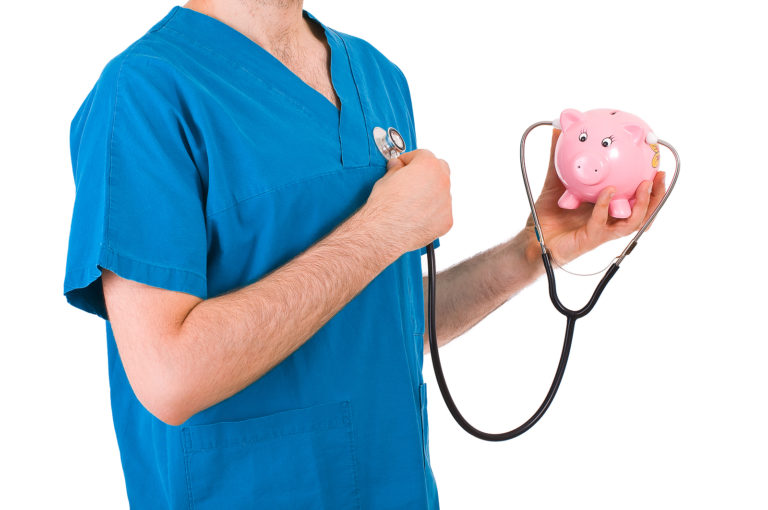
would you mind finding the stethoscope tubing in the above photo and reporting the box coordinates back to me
[379,121,680,441]
[428,122,679,441]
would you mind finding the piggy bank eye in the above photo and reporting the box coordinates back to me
[601,136,614,147]
[578,131,588,142]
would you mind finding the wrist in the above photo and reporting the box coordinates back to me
[351,203,405,267]
[515,228,546,278]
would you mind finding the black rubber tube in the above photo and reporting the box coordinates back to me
[425,243,619,441]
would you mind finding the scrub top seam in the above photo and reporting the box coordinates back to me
[182,429,195,510]
[315,23,345,167]
[406,254,418,334]
[149,6,178,33]
[331,29,372,166]
[158,25,333,134]
[205,163,382,219]
[182,424,350,452]
[97,243,208,283]
[391,64,417,149]
[301,12,345,118]
[105,43,140,256]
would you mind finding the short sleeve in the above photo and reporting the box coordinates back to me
[63,53,208,320]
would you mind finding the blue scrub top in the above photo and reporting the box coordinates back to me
[64,6,440,509]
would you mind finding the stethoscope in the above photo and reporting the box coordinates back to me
[373,122,680,441]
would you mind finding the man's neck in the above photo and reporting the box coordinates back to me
[182,0,312,64]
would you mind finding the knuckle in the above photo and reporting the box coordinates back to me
[418,148,435,159]
[443,212,454,232]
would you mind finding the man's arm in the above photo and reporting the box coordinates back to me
[422,229,541,353]
[103,149,451,426]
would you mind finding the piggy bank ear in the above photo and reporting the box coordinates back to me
[623,124,646,145]
[559,109,585,131]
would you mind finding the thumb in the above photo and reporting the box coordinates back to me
[386,155,406,172]
[386,149,428,172]
[541,128,564,191]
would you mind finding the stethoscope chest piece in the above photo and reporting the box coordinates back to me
[373,126,405,160]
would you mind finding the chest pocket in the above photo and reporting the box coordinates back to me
[182,401,360,509]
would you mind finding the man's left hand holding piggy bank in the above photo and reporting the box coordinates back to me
[523,129,667,267]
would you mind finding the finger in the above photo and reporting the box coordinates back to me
[619,180,652,235]
[586,186,615,235]
[386,155,406,172]
[438,158,450,176]
[549,128,561,163]
[643,171,666,230]
[652,171,666,205]
[396,148,434,165]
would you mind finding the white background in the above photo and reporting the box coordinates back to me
[1,1,766,508]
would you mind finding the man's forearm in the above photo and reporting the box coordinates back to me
[423,229,544,352]
[104,148,451,426]
[170,205,401,422]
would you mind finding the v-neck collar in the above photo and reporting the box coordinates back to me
[162,6,370,168]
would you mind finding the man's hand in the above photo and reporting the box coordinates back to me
[103,148,453,426]
[421,129,667,352]
[524,129,667,265]
[363,149,453,254]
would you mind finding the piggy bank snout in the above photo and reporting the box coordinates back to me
[571,154,607,185]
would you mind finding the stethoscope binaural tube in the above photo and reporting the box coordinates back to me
[375,123,680,441]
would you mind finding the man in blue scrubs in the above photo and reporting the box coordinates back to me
[64,1,665,508]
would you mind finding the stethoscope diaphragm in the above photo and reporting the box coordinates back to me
[373,126,405,160]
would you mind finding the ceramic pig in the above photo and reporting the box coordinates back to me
[554,108,659,218]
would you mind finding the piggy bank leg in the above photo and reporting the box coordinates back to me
[558,190,581,209]
[609,198,632,218]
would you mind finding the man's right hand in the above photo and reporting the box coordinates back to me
[102,149,454,426]
[363,149,453,254]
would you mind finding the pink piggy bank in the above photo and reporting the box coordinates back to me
[554,108,660,218]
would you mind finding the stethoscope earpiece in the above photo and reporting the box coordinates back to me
[373,126,405,161]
